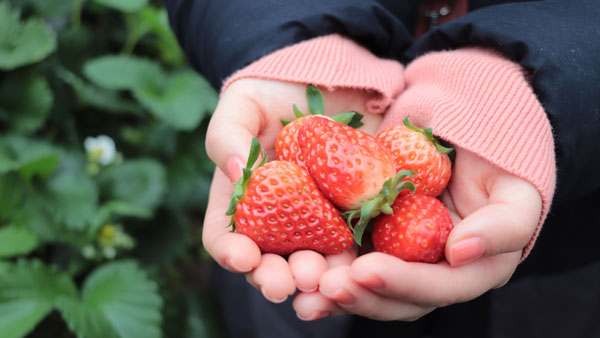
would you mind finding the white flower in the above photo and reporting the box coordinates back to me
[81,244,97,259]
[84,135,116,166]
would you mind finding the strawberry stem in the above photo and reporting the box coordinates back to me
[347,170,416,245]
[403,116,454,154]
[226,137,267,231]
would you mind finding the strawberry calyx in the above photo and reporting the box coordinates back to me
[281,84,364,128]
[344,170,416,245]
[226,137,267,231]
[403,116,453,154]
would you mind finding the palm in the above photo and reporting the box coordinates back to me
[209,79,383,163]
[203,79,383,303]
[293,145,543,321]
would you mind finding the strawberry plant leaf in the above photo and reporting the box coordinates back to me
[12,0,73,17]
[0,136,60,183]
[34,171,98,231]
[0,71,53,133]
[57,260,162,338]
[85,56,217,130]
[0,260,77,338]
[0,172,25,223]
[0,2,57,70]
[0,225,39,258]
[92,0,149,13]
[306,84,324,115]
[84,55,165,91]
[56,67,143,116]
[97,159,166,212]
[134,70,217,130]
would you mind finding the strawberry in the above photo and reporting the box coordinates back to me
[297,115,415,244]
[227,138,353,255]
[276,84,363,170]
[376,116,453,196]
[372,194,453,263]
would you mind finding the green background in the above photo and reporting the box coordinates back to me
[0,0,222,337]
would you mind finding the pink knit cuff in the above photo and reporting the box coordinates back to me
[380,48,557,260]
[222,34,405,114]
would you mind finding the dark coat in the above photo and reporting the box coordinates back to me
[165,1,600,337]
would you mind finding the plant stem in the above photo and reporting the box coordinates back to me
[71,0,84,28]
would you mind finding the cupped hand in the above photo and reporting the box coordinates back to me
[203,78,382,303]
[293,146,542,321]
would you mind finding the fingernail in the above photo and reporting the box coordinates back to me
[226,156,245,182]
[261,287,288,304]
[449,237,486,266]
[355,273,385,289]
[298,286,318,293]
[297,311,330,321]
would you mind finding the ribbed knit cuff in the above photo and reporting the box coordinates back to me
[380,48,556,260]
[222,34,405,114]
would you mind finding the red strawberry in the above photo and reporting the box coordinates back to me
[227,138,353,255]
[376,116,453,196]
[297,115,415,244]
[276,84,363,170]
[372,194,453,263]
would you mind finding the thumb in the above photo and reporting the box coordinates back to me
[205,82,263,182]
[445,174,542,267]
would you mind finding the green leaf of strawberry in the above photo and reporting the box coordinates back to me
[306,84,325,115]
[402,116,453,154]
[226,138,266,230]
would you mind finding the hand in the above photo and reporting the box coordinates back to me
[293,146,542,321]
[203,78,383,303]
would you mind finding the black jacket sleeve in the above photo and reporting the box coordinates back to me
[164,0,600,206]
[405,0,600,205]
[163,0,413,90]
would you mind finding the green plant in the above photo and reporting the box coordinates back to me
[0,0,220,337]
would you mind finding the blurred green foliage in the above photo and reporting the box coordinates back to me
[0,0,221,337]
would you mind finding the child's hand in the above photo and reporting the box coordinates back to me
[203,78,383,303]
[293,145,542,320]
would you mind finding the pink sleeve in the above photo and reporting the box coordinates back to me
[381,48,556,260]
[222,34,405,114]
[224,35,556,260]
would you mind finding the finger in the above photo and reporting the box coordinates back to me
[203,169,262,272]
[293,291,346,321]
[445,174,542,266]
[248,253,297,303]
[351,251,520,307]
[325,244,359,268]
[320,265,435,321]
[289,250,329,292]
[205,82,265,182]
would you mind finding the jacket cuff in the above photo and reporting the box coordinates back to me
[380,47,556,260]
[222,34,405,114]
